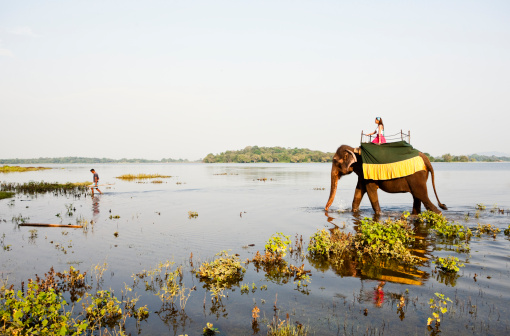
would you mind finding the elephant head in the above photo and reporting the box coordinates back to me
[324,145,359,211]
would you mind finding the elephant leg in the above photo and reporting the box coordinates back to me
[409,180,441,214]
[352,180,366,212]
[365,183,381,215]
[412,196,422,215]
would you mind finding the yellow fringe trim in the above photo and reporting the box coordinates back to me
[363,156,426,180]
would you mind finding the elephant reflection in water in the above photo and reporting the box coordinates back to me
[325,145,447,215]
[316,212,431,287]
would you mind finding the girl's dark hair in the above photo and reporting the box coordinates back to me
[376,117,384,127]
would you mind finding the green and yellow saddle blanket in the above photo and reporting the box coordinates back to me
[360,141,426,180]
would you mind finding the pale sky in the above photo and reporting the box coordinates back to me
[1,1,509,160]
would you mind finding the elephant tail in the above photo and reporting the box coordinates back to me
[422,154,448,210]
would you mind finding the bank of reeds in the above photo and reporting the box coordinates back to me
[0,181,89,196]
[0,191,15,200]
[0,165,51,173]
[115,174,172,181]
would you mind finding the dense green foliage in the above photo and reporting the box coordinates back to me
[203,146,334,163]
[0,157,190,164]
[424,153,510,162]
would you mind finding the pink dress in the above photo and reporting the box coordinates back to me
[371,127,386,144]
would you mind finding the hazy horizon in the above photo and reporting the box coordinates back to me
[1,1,509,160]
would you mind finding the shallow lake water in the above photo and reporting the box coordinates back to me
[1,162,510,335]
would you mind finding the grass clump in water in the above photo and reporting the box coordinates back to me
[0,191,14,200]
[116,174,172,181]
[1,181,89,196]
[0,165,51,173]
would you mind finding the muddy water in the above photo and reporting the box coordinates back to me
[1,162,509,335]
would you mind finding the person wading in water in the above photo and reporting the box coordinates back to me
[90,169,103,196]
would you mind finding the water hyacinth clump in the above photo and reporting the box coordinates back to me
[418,211,472,240]
[354,217,418,264]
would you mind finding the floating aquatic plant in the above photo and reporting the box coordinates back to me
[115,174,172,181]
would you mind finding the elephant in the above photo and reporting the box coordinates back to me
[324,145,447,215]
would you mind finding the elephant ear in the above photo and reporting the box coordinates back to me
[345,149,357,170]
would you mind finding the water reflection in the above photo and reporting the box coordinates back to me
[91,195,100,221]
[320,210,431,286]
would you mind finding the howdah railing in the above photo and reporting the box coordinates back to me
[361,130,410,144]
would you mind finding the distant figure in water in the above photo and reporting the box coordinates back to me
[367,117,386,145]
[90,169,102,196]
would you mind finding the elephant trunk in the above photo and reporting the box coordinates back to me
[325,163,340,211]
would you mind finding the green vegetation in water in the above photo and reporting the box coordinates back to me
[203,146,334,163]
[354,217,417,264]
[309,217,418,265]
[427,293,452,332]
[195,251,246,297]
[248,234,311,290]
[0,266,149,335]
[473,223,500,238]
[418,211,472,240]
[202,322,220,335]
[0,191,14,200]
[433,256,465,273]
[476,203,486,210]
[1,233,12,251]
[308,228,352,260]
[116,173,172,181]
[265,232,291,257]
[0,181,89,196]
[0,165,52,173]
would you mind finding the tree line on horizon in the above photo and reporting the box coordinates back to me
[202,146,334,163]
[0,157,191,164]
[1,149,509,164]
[203,147,510,163]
